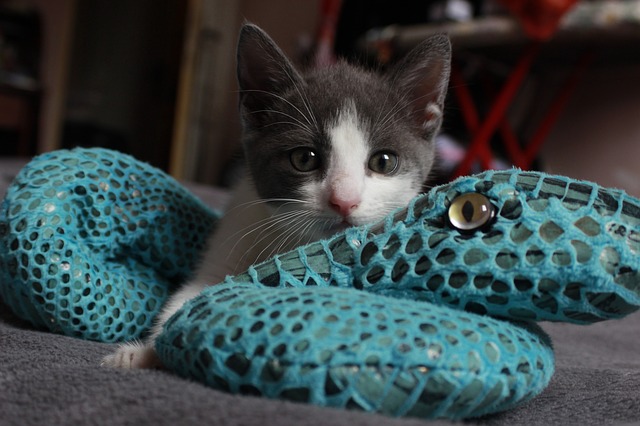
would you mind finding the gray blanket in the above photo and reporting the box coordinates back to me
[2,160,640,425]
[2,306,639,426]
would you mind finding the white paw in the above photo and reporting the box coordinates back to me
[101,341,162,369]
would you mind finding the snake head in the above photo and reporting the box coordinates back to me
[354,169,640,323]
[231,169,640,324]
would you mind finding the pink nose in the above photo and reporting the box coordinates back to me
[329,194,360,217]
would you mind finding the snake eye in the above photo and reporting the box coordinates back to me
[448,193,496,231]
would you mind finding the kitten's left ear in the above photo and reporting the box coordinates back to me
[236,23,304,121]
[388,34,451,138]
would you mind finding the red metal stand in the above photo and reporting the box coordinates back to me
[452,42,541,177]
[451,45,594,177]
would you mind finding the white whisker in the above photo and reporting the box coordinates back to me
[219,208,307,265]
[227,209,305,256]
[242,89,315,131]
[372,97,407,140]
[272,215,318,256]
[373,88,444,140]
[258,121,316,136]
[226,197,311,214]
[373,85,395,137]
[274,62,319,131]
[234,208,316,265]
[248,108,313,134]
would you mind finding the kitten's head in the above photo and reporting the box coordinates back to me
[237,23,450,238]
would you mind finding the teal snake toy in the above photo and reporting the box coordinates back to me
[1,148,639,420]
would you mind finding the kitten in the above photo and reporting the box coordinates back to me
[102,23,451,369]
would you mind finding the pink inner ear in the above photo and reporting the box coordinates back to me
[423,103,443,128]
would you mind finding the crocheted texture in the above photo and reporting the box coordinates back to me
[2,149,640,420]
[0,148,217,342]
[224,170,640,323]
[155,168,640,418]
[157,283,554,419]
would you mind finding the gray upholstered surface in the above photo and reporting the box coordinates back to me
[2,305,639,426]
[2,158,640,425]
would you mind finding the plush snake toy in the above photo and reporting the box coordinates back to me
[1,148,639,420]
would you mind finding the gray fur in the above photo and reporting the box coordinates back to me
[236,23,451,202]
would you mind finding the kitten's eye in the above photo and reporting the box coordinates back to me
[368,151,398,175]
[290,148,320,172]
[448,193,496,232]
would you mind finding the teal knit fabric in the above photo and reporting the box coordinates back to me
[156,168,640,419]
[1,148,639,419]
[0,148,217,341]
[158,284,554,419]
[225,170,640,323]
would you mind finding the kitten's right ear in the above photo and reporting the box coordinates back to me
[237,24,303,117]
[388,34,451,139]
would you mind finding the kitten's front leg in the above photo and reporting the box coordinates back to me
[101,340,162,369]
[101,283,207,369]
[102,177,268,369]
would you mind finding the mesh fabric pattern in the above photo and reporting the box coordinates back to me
[157,283,554,419]
[228,170,640,323]
[155,168,640,418]
[0,148,217,342]
[2,149,640,419]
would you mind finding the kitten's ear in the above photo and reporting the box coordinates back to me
[237,24,303,117]
[388,34,451,138]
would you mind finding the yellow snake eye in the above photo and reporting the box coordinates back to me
[448,193,496,231]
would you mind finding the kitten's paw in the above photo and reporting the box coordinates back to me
[101,341,163,369]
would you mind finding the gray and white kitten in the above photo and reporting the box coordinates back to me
[103,23,450,368]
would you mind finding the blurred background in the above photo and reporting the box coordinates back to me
[0,0,639,195]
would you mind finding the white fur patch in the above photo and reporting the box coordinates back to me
[326,100,368,203]
[299,100,421,228]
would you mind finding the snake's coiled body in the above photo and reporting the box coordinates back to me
[1,149,639,419]
[157,169,640,418]
[230,170,640,323]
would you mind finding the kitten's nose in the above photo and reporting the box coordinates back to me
[329,194,360,217]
